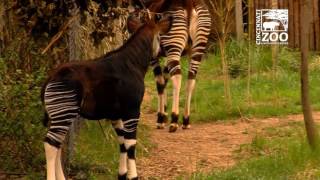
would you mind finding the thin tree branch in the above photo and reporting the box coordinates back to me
[41,15,79,55]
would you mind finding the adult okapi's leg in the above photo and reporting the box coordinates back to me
[161,9,188,132]
[111,120,128,180]
[55,148,65,180]
[122,118,139,180]
[44,143,58,180]
[151,58,169,129]
[183,6,211,129]
[43,81,80,180]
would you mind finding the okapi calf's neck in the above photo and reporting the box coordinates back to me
[42,16,172,180]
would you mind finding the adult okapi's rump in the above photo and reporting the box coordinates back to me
[133,0,212,132]
[41,15,172,180]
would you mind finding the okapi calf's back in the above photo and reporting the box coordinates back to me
[41,15,172,180]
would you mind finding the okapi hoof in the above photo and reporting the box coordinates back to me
[169,113,179,132]
[157,112,168,123]
[118,173,127,180]
[156,123,166,129]
[182,124,191,129]
[182,116,191,129]
[157,113,168,129]
[169,123,179,132]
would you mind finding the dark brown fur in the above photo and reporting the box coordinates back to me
[42,17,172,123]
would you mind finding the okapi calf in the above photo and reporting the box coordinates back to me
[41,15,172,180]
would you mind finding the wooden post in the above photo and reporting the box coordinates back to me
[309,0,315,50]
[247,0,254,104]
[235,0,244,41]
[289,0,295,48]
[313,0,320,50]
[271,0,278,79]
[249,0,255,41]
[294,0,300,48]
[300,0,319,149]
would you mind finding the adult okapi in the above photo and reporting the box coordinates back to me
[133,0,212,132]
[41,15,172,180]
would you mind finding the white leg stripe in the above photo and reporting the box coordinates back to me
[127,159,137,179]
[112,119,124,129]
[119,153,128,175]
[124,139,137,149]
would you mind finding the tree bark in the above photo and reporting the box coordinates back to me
[61,0,83,176]
[300,0,319,149]
[235,0,243,41]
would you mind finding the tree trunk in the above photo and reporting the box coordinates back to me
[248,0,255,41]
[61,0,83,176]
[219,38,232,107]
[235,0,243,41]
[300,0,319,149]
[247,0,253,104]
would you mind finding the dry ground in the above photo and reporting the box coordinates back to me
[137,93,320,180]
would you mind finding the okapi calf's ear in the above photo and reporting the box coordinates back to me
[156,15,173,35]
[127,15,143,33]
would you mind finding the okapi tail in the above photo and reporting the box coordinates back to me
[41,79,50,127]
[43,112,49,127]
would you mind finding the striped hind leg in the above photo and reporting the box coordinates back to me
[161,9,188,132]
[43,82,80,180]
[183,6,211,129]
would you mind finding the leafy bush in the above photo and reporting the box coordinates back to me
[226,39,249,78]
[0,55,47,175]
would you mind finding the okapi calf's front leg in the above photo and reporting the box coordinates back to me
[123,118,139,180]
[112,120,128,180]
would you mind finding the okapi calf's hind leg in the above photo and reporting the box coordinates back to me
[43,81,80,180]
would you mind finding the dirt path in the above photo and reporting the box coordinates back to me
[137,93,320,179]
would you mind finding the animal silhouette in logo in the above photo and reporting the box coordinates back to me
[263,21,280,31]
[262,9,288,31]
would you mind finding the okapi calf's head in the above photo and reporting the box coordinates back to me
[128,14,172,57]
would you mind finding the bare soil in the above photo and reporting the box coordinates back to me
[137,93,320,180]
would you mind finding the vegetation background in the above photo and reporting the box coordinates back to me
[0,0,319,179]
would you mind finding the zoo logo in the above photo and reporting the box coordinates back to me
[256,9,289,45]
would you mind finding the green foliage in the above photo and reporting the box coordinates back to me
[226,39,249,78]
[0,57,47,174]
